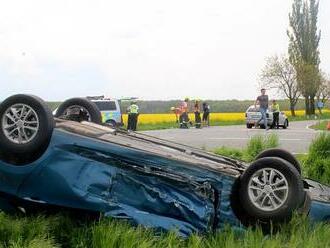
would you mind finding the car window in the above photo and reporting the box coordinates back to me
[248,107,260,112]
[94,101,117,111]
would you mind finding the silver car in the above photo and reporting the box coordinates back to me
[245,105,289,129]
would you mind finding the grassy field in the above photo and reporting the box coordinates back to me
[0,133,329,247]
[2,213,330,248]
[310,120,330,131]
[136,120,245,131]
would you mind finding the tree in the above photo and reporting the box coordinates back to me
[316,72,330,114]
[288,0,321,115]
[295,63,321,115]
[260,55,300,116]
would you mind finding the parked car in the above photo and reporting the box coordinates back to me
[245,105,289,129]
[53,95,123,127]
[0,94,329,237]
[87,96,124,127]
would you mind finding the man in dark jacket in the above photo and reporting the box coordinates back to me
[202,102,210,127]
[194,100,202,128]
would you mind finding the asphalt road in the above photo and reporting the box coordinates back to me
[142,120,322,154]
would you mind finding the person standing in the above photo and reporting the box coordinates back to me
[254,88,269,130]
[271,99,280,129]
[170,107,180,123]
[194,100,202,128]
[127,101,139,131]
[202,102,210,127]
[179,98,190,128]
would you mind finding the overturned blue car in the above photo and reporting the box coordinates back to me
[0,94,329,236]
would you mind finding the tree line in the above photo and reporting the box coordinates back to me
[47,99,329,114]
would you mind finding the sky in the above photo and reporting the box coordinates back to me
[0,0,329,101]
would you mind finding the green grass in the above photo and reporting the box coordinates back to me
[309,121,329,131]
[136,121,177,131]
[0,213,59,248]
[214,134,279,162]
[288,112,330,122]
[301,132,330,184]
[137,120,245,131]
[1,212,330,248]
[0,134,330,247]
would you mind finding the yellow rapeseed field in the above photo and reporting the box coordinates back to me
[122,113,245,125]
[122,109,329,125]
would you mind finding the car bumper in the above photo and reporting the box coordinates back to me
[246,119,272,125]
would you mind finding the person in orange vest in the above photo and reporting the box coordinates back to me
[178,98,190,128]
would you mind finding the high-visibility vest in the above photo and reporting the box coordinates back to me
[128,104,139,114]
[272,103,280,113]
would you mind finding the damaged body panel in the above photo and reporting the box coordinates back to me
[0,121,243,236]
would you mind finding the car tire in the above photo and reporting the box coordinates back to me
[247,124,253,129]
[55,98,102,124]
[239,157,305,226]
[0,94,54,165]
[255,148,302,175]
[283,120,288,129]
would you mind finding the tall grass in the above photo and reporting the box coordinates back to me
[0,213,58,248]
[303,132,330,184]
[1,213,330,248]
[214,134,279,162]
[244,134,279,161]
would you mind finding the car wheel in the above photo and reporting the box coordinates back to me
[239,157,305,226]
[283,120,288,129]
[55,98,102,124]
[247,124,253,129]
[255,148,301,175]
[0,94,54,165]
